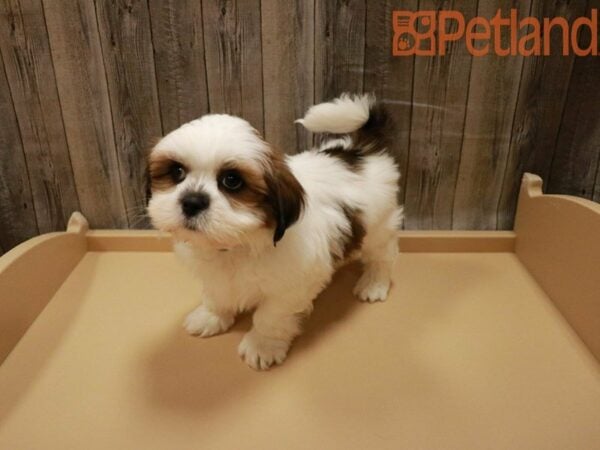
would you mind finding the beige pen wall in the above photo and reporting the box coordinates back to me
[0,0,598,254]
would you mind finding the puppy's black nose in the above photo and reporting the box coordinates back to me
[181,192,210,217]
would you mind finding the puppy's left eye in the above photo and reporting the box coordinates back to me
[220,170,244,191]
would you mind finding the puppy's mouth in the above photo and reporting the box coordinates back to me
[177,220,236,252]
[182,214,206,232]
[176,219,208,240]
[183,220,197,231]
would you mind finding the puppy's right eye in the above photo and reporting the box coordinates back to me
[220,170,244,191]
[169,163,186,184]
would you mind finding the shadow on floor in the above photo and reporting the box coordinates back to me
[141,263,364,415]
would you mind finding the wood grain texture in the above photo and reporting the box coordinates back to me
[94,0,163,228]
[496,0,588,229]
[403,0,477,229]
[42,0,127,228]
[0,0,79,233]
[547,0,600,201]
[588,0,600,203]
[364,0,417,209]
[148,0,209,134]
[0,1,599,253]
[261,0,314,153]
[202,0,264,133]
[595,154,600,203]
[315,0,366,103]
[453,0,532,230]
[0,49,38,254]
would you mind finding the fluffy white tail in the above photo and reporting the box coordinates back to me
[296,93,375,134]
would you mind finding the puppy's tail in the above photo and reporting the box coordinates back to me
[295,93,391,152]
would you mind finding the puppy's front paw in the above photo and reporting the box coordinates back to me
[353,271,390,303]
[238,329,290,371]
[183,306,234,337]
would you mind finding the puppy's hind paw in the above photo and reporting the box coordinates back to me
[238,329,290,371]
[353,271,391,303]
[183,306,234,337]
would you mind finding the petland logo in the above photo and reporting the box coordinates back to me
[393,9,598,56]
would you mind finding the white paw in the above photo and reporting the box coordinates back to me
[183,306,234,337]
[353,271,391,302]
[238,330,290,371]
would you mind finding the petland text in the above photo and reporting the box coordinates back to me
[393,9,598,56]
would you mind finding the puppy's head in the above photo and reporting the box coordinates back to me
[147,115,304,248]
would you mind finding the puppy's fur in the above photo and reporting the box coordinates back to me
[147,94,402,370]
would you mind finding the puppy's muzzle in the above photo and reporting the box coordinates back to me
[181,191,210,218]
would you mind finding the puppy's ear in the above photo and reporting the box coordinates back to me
[265,155,305,245]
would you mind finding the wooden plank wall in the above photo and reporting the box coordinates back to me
[0,0,598,253]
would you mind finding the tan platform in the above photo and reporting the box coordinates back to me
[1,174,599,450]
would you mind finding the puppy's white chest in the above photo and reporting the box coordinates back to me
[195,251,263,310]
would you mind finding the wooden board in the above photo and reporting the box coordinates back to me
[315,0,366,104]
[202,0,264,134]
[591,0,600,203]
[0,0,80,233]
[261,0,314,153]
[42,0,128,228]
[0,46,37,254]
[94,0,163,228]
[403,0,477,230]
[148,0,209,134]
[546,0,600,201]
[452,0,533,230]
[497,0,590,229]
[596,158,600,203]
[0,2,599,252]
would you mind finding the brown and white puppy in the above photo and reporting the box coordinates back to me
[147,94,402,370]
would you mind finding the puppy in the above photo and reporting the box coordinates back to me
[147,94,402,370]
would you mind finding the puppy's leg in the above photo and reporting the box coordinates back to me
[183,301,235,337]
[238,310,298,371]
[354,214,399,303]
[354,239,397,302]
[238,288,320,370]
